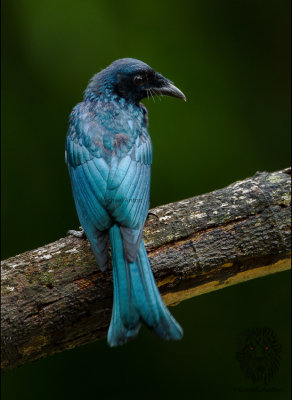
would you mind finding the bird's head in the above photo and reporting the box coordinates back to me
[84,58,186,104]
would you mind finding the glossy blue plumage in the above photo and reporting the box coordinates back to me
[66,58,184,346]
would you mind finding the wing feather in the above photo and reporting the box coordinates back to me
[71,165,110,230]
[108,155,132,191]
[93,157,109,181]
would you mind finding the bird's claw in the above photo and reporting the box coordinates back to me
[67,226,86,238]
[147,211,159,220]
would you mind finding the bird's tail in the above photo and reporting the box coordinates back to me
[108,224,183,347]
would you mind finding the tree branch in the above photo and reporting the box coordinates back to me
[1,168,291,372]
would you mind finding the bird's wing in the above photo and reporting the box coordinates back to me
[66,113,113,270]
[66,122,112,230]
[106,128,152,262]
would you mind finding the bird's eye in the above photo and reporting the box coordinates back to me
[133,75,145,86]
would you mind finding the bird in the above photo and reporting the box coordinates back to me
[65,58,186,346]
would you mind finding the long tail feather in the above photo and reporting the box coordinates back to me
[108,225,183,346]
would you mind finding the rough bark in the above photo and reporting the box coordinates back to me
[1,168,291,372]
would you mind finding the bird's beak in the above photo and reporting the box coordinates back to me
[151,75,186,101]
[154,82,186,101]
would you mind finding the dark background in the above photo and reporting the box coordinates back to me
[1,0,290,399]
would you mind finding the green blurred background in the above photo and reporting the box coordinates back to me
[1,0,290,399]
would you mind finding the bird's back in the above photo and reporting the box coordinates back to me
[66,97,152,230]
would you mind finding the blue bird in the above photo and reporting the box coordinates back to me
[66,58,186,346]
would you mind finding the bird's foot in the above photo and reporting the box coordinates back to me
[147,211,159,220]
[67,226,86,238]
